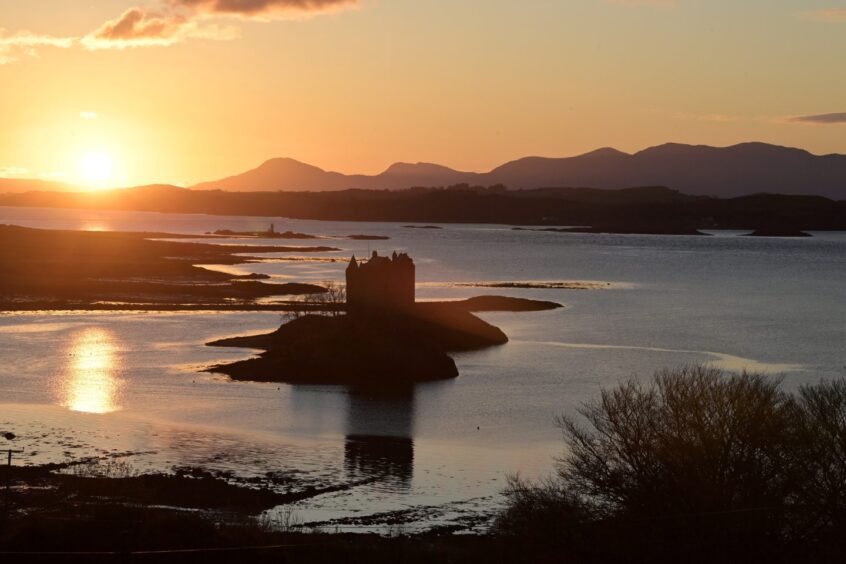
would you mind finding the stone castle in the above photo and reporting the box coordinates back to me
[346,251,415,312]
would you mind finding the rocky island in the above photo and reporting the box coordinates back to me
[209,226,391,241]
[208,252,560,385]
[210,225,318,239]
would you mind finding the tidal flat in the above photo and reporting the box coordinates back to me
[0,225,336,310]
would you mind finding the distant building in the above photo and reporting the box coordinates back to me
[346,251,415,312]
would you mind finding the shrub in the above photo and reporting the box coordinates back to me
[794,380,846,552]
[496,365,846,562]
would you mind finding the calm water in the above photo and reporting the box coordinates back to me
[1,206,844,532]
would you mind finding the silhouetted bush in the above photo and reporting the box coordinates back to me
[496,365,846,563]
[794,379,846,556]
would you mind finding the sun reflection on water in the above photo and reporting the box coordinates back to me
[60,328,123,414]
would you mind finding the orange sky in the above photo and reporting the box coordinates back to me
[1,0,844,187]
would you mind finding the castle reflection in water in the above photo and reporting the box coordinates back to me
[343,387,416,490]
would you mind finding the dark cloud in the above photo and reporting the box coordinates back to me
[173,0,359,18]
[790,113,846,125]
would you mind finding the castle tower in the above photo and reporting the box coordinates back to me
[346,251,415,313]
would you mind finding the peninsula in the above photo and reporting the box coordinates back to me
[0,225,336,310]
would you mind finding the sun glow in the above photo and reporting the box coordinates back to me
[78,151,114,187]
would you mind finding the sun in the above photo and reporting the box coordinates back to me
[78,152,114,186]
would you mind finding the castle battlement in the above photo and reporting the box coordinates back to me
[346,251,415,312]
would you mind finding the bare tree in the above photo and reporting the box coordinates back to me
[495,364,824,561]
[306,281,346,316]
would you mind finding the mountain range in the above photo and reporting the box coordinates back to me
[2,142,844,199]
[190,142,846,199]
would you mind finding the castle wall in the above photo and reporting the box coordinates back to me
[346,252,415,312]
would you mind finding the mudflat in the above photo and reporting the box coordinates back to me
[0,224,337,310]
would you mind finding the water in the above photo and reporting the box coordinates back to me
[1,206,844,532]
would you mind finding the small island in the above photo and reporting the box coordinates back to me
[347,234,391,240]
[742,227,812,238]
[209,224,319,239]
[515,224,708,236]
[209,226,391,241]
[208,252,560,385]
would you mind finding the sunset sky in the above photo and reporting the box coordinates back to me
[1,0,845,187]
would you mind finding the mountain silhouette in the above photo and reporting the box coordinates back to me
[191,158,473,192]
[189,143,846,198]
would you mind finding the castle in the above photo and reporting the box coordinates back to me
[346,251,415,312]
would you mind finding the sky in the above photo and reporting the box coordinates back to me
[0,0,845,187]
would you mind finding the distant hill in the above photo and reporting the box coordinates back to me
[190,158,474,192]
[3,142,844,199]
[189,143,846,199]
[1,184,843,231]
[479,143,846,199]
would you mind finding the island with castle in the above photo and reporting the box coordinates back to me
[207,251,561,385]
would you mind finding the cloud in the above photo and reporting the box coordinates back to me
[0,30,75,64]
[83,2,359,49]
[88,8,189,44]
[38,171,70,181]
[0,166,30,178]
[81,7,239,49]
[172,0,360,19]
[799,8,846,22]
[789,113,846,125]
[80,112,99,120]
[1,0,356,61]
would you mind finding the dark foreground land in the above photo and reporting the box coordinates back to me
[0,225,336,310]
[0,461,514,563]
